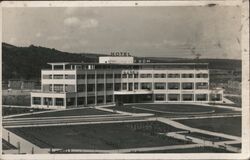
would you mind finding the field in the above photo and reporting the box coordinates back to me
[135,146,232,153]
[2,139,17,150]
[108,104,238,117]
[3,107,48,116]
[8,121,191,150]
[180,132,231,142]
[177,117,241,136]
[14,108,116,118]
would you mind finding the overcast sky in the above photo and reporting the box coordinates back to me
[3,6,241,59]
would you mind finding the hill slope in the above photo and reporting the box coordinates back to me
[2,43,241,82]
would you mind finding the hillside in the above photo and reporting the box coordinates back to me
[2,43,241,82]
[2,43,102,81]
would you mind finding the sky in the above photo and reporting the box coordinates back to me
[2,6,241,59]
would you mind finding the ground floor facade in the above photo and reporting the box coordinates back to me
[31,90,223,109]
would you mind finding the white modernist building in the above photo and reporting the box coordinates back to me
[31,55,223,109]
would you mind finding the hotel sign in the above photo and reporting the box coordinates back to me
[111,52,132,57]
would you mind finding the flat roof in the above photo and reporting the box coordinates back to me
[47,62,209,66]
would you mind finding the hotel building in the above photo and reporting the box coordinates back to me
[31,55,223,109]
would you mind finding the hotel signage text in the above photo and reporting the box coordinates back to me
[111,52,132,57]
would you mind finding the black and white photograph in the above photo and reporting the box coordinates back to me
[0,1,249,159]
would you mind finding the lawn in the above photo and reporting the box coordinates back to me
[2,139,17,150]
[14,108,116,118]
[8,121,190,150]
[177,117,242,137]
[135,146,233,153]
[108,104,239,117]
[2,107,49,116]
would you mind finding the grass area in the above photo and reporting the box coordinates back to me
[2,139,17,150]
[108,104,238,117]
[229,143,241,148]
[135,146,233,153]
[181,132,231,142]
[177,117,241,137]
[2,107,49,116]
[8,121,190,149]
[14,108,115,118]
[224,96,242,107]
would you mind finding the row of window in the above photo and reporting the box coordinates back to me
[43,74,75,79]
[121,82,208,90]
[32,95,114,106]
[154,94,221,101]
[43,82,208,92]
[32,93,221,106]
[43,73,208,80]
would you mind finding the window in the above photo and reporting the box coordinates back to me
[87,84,95,92]
[128,74,133,78]
[87,74,95,79]
[55,98,64,106]
[97,96,104,103]
[141,83,152,90]
[115,83,121,91]
[196,82,208,89]
[44,97,52,106]
[106,83,113,91]
[168,94,180,101]
[168,83,180,90]
[54,84,63,92]
[106,74,113,79]
[106,95,113,103]
[115,74,121,78]
[154,83,166,90]
[97,84,104,91]
[65,74,75,79]
[32,97,41,105]
[134,83,138,90]
[182,83,194,90]
[122,74,127,78]
[77,97,85,105]
[181,74,194,78]
[53,75,63,79]
[128,83,133,91]
[97,74,104,79]
[77,84,85,92]
[87,96,95,104]
[196,73,208,78]
[210,94,222,101]
[182,94,194,101]
[122,83,127,90]
[155,94,165,101]
[134,74,139,78]
[140,74,152,78]
[43,74,52,79]
[154,74,166,78]
[168,74,180,78]
[67,97,75,106]
[77,74,85,79]
[65,85,75,92]
[196,94,208,101]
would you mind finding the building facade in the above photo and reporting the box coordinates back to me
[31,56,223,109]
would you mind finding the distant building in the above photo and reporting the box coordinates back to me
[8,80,36,90]
[31,55,223,109]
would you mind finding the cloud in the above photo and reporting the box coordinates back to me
[80,19,99,29]
[35,32,42,38]
[47,36,61,41]
[64,16,99,29]
[64,17,81,26]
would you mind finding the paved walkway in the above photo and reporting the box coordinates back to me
[52,144,202,153]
